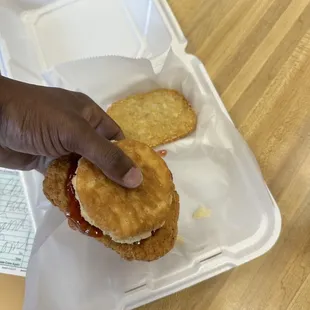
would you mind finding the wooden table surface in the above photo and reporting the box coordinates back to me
[2,0,310,309]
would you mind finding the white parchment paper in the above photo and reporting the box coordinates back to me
[23,51,277,310]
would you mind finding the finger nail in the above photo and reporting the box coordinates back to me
[122,167,143,188]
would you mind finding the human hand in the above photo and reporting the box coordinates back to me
[0,76,142,188]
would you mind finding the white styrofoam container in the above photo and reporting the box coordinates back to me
[0,0,281,309]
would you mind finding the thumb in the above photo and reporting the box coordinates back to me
[66,121,143,188]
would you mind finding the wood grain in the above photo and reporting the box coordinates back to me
[0,274,24,310]
[138,0,310,309]
[2,1,310,310]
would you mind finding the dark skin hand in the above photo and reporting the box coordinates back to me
[0,76,143,188]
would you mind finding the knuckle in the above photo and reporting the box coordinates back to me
[103,147,125,170]
[81,104,98,123]
[74,92,96,107]
[59,116,82,151]
[75,92,91,101]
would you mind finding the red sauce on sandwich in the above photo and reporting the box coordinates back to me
[65,155,103,238]
[157,149,167,157]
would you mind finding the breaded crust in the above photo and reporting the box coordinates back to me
[76,140,174,240]
[43,155,71,211]
[97,191,179,261]
[107,89,197,148]
[43,155,179,261]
